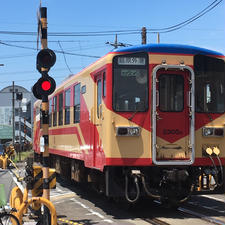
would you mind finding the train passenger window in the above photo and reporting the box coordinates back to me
[97,79,102,118]
[58,93,63,126]
[113,53,148,112]
[74,83,81,123]
[81,85,86,94]
[65,89,71,125]
[159,74,184,112]
[103,72,106,97]
[194,55,225,113]
[53,96,57,126]
[49,99,52,127]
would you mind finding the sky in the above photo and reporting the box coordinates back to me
[0,0,224,92]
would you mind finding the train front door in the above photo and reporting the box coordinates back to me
[152,65,195,165]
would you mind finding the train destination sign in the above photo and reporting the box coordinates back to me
[118,56,146,65]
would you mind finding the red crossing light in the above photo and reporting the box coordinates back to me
[32,76,56,99]
[41,80,51,91]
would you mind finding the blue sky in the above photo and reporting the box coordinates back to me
[0,0,224,91]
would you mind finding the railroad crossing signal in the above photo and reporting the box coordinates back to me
[32,48,56,100]
[32,75,56,99]
[36,48,56,73]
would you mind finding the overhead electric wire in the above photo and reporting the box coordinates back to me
[58,41,73,74]
[0,53,35,59]
[0,40,88,43]
[0,66,84,76]
[147,0,223,33]
[0,0,222,38]
[0,30,140,36]
[0,40,101,58]
[0,75,67,84]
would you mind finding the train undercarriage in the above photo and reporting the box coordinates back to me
[34,153,225,207]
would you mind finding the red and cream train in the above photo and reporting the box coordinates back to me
[33,44,225,205]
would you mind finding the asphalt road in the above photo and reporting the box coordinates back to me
[0,169,16,203]
[1,168,225,225]
[51,177,225,225]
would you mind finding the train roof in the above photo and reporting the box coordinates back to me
[112,43,224,57]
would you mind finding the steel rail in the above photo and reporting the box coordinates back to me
[143,218,171,225]
[178,207,225,225]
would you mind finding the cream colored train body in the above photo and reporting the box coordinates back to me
[34,44,225,204]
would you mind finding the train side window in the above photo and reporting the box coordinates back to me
[53,96,57,127]
[194,55,225,113]
[97,79,102,118]
[103,72,106,97]
[65,89,71,125]
[58,93,63,126]
[49,98,52,127]
[74,83,81,123]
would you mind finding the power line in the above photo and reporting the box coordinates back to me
[147,0,223,33]
[58,41,73,74]
[0,30,140,36]
[0,66,84,76]
[0,40,89,43]
[0,41,101,58]
[0,1,222,37]
[0,75,66,84]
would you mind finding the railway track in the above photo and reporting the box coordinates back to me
[146,199,225,225]
[143,218,171,225]
[178,207,225,225]
[139,206,225,225]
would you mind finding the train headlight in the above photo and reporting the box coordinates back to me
[202,127,224,137]
[202,127,214,137]
[214,128,224,136]
[213,147,220,155]
[116,127,140,136]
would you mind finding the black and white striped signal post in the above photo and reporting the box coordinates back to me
[32,6,56,224]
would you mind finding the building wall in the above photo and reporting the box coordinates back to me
[0,85,36,143]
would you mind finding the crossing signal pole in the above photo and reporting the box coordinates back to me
[32,7,56,204]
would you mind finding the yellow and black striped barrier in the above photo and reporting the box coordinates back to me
[58,218,84,225]
[32,165,56,210]
[32,165,56,196]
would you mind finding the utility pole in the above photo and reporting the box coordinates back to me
[16,92,23,161]
[18,99,22,161]
[157,33,160,44]
[106,34,131,48]
[141,27,147,44]
[12,81,15,145]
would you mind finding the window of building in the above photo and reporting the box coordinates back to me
[58,93,63,126]
[53,96,57,126]
[74,83,80,123]
[65,89,71,124]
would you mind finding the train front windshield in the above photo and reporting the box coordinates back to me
[113,53,148,112]
[194,55,225,113]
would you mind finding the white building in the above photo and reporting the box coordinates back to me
[0,85,36,144]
